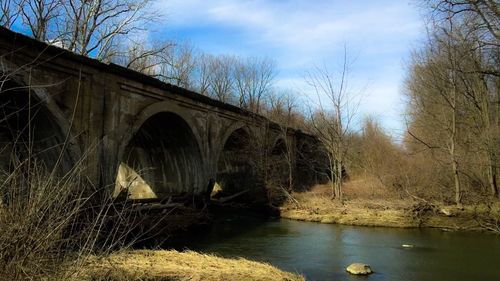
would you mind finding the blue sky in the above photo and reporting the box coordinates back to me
[152,0,425,137]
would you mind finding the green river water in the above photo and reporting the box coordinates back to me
[179,213,500,281]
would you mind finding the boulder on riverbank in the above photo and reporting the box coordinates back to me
[346,263,373,275]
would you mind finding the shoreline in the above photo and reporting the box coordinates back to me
[279,206,486,231]
[278,188,500,232]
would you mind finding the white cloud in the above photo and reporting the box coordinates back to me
[156,0,420,50]
[153,0,424,135]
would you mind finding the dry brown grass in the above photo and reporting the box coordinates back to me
[0,160,94,280]
[76,250,305,281]
[342,176,403,200]
[0,154,156,279]
[282,178,500,231]
[282,184,416,228]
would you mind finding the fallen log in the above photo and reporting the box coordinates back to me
[215,189,250,204]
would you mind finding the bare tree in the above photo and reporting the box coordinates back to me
[406,27,465,205]
[429,1,499,39]
[407,0,499,201]
[207,55,236,103]
[359,118,398,183]
[234,57,276,114]
[197,54,236,103]
[430,0,499,198]
[18,0,61,41]
[306,49,359,202]
[196,54,212,96]
[58,0,157,61]
[449,28,498,198]
[3,0,158,61]
[426,0,499,76]
[158,41,196,89]
[0,0,20,28]
[445,18,463,205]
[112,39,173,76]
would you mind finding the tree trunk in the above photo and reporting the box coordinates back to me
[336,159,343,203]
[451,97,461,206]
[452,154,461,206]
[329,156,336,199]
[487,153,498,197]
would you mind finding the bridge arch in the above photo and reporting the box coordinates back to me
[115,102,205,200]
[270,136,288,154]
[269,136,291,189]
[214,126,256,199]
[217,122,248,158]
[0,67,79,176]
[214,125,275,205]
[295,137,329,190]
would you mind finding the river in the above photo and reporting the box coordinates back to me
[176,212,500,281]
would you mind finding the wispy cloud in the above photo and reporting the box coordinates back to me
[153,0,424,136]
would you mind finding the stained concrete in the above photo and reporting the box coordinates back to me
[0,26,324,201]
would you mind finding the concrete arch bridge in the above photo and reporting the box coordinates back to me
[0,27,325,206]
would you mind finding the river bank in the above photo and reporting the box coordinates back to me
[280,183,500,231]
[76,250,304,281]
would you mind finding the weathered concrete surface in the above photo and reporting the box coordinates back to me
[0,27,323,201]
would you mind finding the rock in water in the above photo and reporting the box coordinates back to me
[346,263,373,275]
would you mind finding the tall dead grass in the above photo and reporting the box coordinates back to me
[0,152,144,280]
[78,250,305,281]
